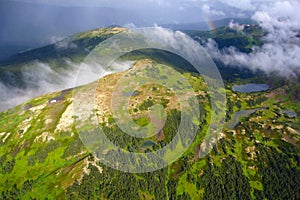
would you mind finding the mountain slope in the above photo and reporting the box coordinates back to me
[0,27,126,88]
[0,25,299,199]
[0,25,263,93]
[0,27,127,111]
[0,58,299,199]
[0,25,264,112]
[164,18,256,31]
[186,24,264,53]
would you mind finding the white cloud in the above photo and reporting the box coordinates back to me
[182,0,257,11]
[206,39,300,76]
[229,20,244,32]
[202,4,225,16]
[178,6,185,11]
[219,0,256,10]
[205,0,300,77]
[0,58,134,111]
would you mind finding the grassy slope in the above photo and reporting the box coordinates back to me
[0,27,126,88]
[0,25,264,88]
[0,25,299,199]
[185,25,265,53]
[0,58,299,199]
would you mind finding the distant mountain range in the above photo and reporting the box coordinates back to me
[0,4,254,62]
[0,24,263,90]
[162,18,257,31]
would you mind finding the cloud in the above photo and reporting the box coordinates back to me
[202,4,225,16]
[49,36,65,44]
[55,40,78,50]
[123,23,136,29]
[0,62,70,111]
[204,0,300,77]
[0,26,216,111]
[228,20,244,31]
[0,58,134,111]
[2,0,299,110]
[206,39,300,77]
[219,0,256,10]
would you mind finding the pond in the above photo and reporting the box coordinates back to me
[123,91,139,97]
[232,84,269,93]
[225,109,260,129]
[283,110,297,118]
[141,140,157,148]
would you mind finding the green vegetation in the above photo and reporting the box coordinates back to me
[0,27,126,88]
[0,26,299,199]
[0,62,299,199]
[186,25,264,53]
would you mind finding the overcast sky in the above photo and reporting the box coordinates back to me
[0,0,296,55]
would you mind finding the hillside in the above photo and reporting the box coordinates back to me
[0,25,299,199]
[0,25,264,88]
[163,18,257,31]
[0,25,265,113]
[0,27,126,88]
[186,25,264,53]
[0,56,299,199]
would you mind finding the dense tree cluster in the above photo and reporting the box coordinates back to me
[66,160,168,200]
[257,143,300,199]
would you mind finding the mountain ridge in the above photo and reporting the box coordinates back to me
[0,25,299,199]
[0,55,299,199]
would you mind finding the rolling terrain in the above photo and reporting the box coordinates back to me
[0,26,299,199]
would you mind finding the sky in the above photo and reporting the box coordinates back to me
[0,0,278,55]
[1,0,298,70]
[0,0,278,45]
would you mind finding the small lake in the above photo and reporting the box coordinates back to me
[225,109,260,129]
[232,84,269,93]
[141,140,157,148]
[123,91,139,97]
[283,110,297,118]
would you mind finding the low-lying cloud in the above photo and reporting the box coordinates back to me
[228,20,244,32]
[0,26,216,112]
[0,59,134,112]
[205,0,300,77]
